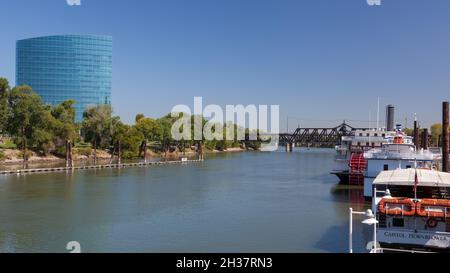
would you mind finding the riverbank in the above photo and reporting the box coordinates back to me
[0,146,247,166]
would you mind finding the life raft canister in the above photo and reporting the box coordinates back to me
[415,199,450,218]
[378,198,416,216]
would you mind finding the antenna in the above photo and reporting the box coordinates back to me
[376,97,380,130]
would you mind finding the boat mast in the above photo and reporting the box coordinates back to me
[376,97,380,131]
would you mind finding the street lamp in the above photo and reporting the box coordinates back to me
[349,208,379,253]
[362,209,379,253]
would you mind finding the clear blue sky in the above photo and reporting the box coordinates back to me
[1,0,450,130]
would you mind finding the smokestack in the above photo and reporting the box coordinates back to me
[443,102,449,172]
[414,120,420,150]
[386,105,395,131]
[422,129,429,150]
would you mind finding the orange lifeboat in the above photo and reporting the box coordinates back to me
[393,136,404,144]
[415,199,450,218]
[378,198,416,216]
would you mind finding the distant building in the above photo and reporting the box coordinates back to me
[16,35,112,121]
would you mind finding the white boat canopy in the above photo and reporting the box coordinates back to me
[373,169,450,187]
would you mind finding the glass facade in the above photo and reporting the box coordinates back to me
[16,35,112,121]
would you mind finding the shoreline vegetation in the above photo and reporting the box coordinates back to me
[0,77,262,168]
[0,146,247,166]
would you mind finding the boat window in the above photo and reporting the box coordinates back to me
[392,218,404,227]
[359,133,363,136]
[406,165,411,169]
[374,133,378,137]
[382,134,386,137]
[383,165,389,171]
[366,142,369,147]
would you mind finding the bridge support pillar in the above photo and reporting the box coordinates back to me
[286,143,293,152]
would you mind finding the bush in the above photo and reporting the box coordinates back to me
[0,139,17,149]
[18,150,33,160]
[75,147,92,156]
[122,150,137,159]
[55,146,67,157]
[75,142,91,148]
[0,149,6,161]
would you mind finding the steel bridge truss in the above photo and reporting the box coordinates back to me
[279,122,370,147]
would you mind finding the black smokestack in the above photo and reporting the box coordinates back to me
[386,105,395,131]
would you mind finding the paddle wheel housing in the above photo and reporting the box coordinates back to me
[349,153,367,185]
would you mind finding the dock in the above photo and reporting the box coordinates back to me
[0,159,204,175]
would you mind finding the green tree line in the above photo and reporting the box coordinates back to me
[0,78,260,162]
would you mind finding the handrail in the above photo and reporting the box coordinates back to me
[375,247,436,253]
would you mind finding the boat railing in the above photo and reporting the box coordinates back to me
[423,206,449,218]
[385,204,449,218]
[365,151,434,160]
[373,248,436,253]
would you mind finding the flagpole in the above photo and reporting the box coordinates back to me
[414,158,418,201]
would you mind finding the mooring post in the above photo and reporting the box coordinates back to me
[66,140,70,168]
[143,139,148,164]
[66,140,73,168]
[197,141,204,160]
[22,136,28,169]
[422,129,429,150]
[118,140,122,166]
[109,143,116,164]
[443,101,449,172]
[414,120,420,150]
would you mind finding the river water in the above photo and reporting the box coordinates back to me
[0,148,372,253]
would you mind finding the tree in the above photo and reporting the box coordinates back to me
[0,78,10,134]
[51,100,78,153]
[429,123,450,147]
[430,123,442,147]
[108,116,129,162]
[121,126,144,159]
[6,85,49,160]
[82,104,113,163]
[135,113,145,123]
[110,116,129,145]
[403,128,414,137]
[157,115,176,153]
[136,117,163,141]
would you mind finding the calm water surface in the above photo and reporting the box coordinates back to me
[0,148,371,253]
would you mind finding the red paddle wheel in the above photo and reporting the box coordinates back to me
[348,153,366,185]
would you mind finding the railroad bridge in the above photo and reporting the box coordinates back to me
[279,122,370,148]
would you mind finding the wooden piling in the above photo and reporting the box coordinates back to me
[422,129,429,150]
[443,101,449,172]
[414,120,420,150]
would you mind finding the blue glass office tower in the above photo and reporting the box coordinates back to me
[16,35,112,121]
